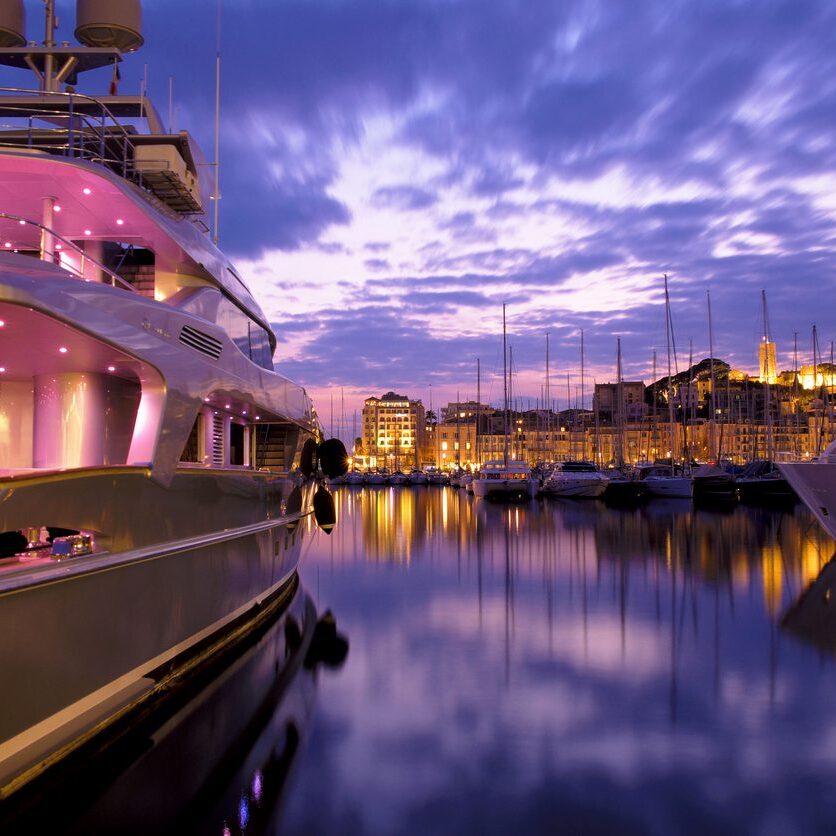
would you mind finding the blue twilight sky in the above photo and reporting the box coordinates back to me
[8,0,836,427]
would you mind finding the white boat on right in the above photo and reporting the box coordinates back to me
[779,441,836,540]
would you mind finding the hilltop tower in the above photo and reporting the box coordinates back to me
[759,338,777,385]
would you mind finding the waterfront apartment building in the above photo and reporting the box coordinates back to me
[361,391,425,470]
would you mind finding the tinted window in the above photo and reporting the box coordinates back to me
[216,297,274,371]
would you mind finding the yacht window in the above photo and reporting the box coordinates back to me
[180,415,202,463]
[230,422,245,466]
[216,297,273,371]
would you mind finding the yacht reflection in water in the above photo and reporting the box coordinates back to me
[1,572,348,835]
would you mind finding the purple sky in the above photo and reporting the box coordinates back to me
[9,1,836,435]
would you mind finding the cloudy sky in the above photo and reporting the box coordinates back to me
[16,1,836,434]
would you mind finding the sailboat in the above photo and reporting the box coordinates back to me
[472,305,537,501]
[642,276,692,499]
[737,291,797,505]
[603,338,646,503]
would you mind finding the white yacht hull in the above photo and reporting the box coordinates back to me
[779,461,836,540]
[0,468,316,797]
[544,477,608,499]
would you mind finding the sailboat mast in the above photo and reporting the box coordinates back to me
[580,329,586,460]
[509,345,515,460]
[545,333,550,464]
[616,337,624,468]
[503,304,509,468]
[707,290,717,462]
[762,289,774,461]
[476,358,481,469]
[664,275,675,461]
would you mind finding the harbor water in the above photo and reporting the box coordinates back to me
[283,487,836,835]
[11,487,836,834]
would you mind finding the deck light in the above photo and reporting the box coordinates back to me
[107,365,116,372]
[55,244,62,250]
[116,218,124,225]
[53,205,61,212]
[255,416,260,420]
[0,368,5,373]
[18,219,25,225]
[225,403,231,409]
[204,397,210,402]
[84,229,91,236]
[4,242,10,248]
[0,320,5,327]
[242,410,248,416]
[82,187,91,195]
[58,347,68,354]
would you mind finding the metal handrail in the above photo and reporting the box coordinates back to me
[0,86,141,180]
[0,212,137,293]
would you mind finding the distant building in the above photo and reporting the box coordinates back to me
[593,382,646,423]
[361,391,425,470]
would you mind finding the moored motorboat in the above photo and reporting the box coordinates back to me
[691,463,738,503]
[407,469,428,485]
[636,463,693,499]
[472,459,538,501]
[737,460,797,505]
[543,461,609,499]
[603,469,647,504]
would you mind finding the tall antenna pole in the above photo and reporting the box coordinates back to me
[212,0,222,245]
[168,76,174,132]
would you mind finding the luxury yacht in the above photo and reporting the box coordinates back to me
[780,440,836,540]
[0,0,343,798]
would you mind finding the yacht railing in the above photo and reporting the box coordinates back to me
[0,212,136,293]
[0,86,142,184]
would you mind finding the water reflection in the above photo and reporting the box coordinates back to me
[287,488,836,834]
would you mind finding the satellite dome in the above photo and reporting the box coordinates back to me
[75,0,143,52]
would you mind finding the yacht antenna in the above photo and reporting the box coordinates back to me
[168,76,174,132]
[44,0,56,92]
[212,0,222,245]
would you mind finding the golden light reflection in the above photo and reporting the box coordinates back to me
[761,543,783,617]
[315,487,836,661]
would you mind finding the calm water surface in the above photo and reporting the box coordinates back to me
[281,488,836,835]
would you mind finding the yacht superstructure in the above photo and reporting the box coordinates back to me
[0,0,340,797]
